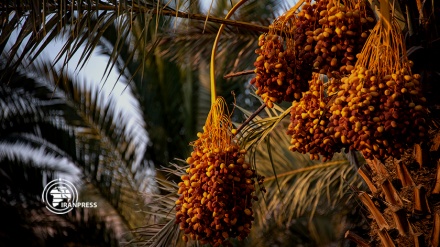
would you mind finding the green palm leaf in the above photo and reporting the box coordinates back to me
[38,62,151,228]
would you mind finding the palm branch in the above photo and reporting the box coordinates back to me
[0,0,270,83]
[0,58,153,244]
[0,149,122,246]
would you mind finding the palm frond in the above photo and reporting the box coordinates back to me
[128,163,185,246]
[157,18,261,69]
[0,152,123,246]
[36,61,153,228]
[235,100,365,231]
[0,0,269,82]
[0,144,69,198]
[1,56,153,233]
[0,83,47,132]
[0,141,136,245]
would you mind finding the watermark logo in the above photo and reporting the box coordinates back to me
[42,178,97,214]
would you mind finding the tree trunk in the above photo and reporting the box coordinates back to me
[352,146,440,246]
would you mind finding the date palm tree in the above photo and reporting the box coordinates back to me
[5,0,440,246]
[80,1,369,245]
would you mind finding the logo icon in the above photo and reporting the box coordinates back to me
[42,178,78,214]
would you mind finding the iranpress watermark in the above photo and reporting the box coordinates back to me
[42,178,97,214]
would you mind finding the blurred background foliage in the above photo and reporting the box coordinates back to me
[0,0,369,246]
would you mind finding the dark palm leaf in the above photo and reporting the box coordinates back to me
[0,150,122,247]
[0,0,269,83]
[0,57,153,244]
[153,0,288,116]
[33,60,152,228]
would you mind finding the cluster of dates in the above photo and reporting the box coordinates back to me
[251,0,376,108]
[176,129,264,246]
[288,74,344,161]
[327,66,427,160]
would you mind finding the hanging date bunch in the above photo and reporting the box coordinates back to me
[175,97,262,247]
[328,19,427,160]
[251,33,307,107]
[309,0,376,76]
[251,0,376,108]
[250,6,310,107]
[288,74,344,161]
